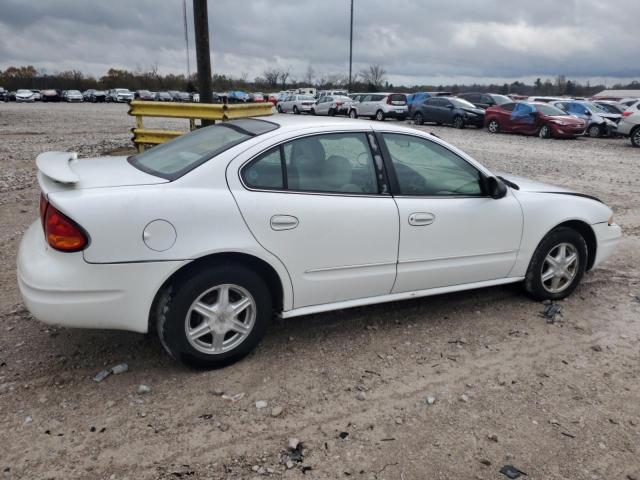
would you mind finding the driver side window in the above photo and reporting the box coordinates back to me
[382,134,483,196]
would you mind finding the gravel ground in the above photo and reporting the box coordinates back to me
[0,103,639,480]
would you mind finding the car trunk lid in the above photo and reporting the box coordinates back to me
[37,151,168,195]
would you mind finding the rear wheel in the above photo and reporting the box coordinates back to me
[349,109,358,119]
[277,105,283,113]
[293,106,300,115]
[157,265,271,369]
[414,112,424,125]
[310,108,316,115]
[587,124,602,138]
[328,108,335,116]
[538,124,552,139]
[524,227,587,301]
[630,126,640,147]
[375,110,385,121]
[487,119,500,133]
[453,115,465,129]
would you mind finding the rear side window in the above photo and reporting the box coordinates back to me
[371,94,385,102]
[242,147,283,190]
[129,119,278,180]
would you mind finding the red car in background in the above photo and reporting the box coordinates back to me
[485,102,587,138]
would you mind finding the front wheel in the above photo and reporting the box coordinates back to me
[293,106,300,115]
[524,227,587,301]
[630,126,640,147]
[487,119,500,133]
[349,109,358,119]
[157,265,271,368]
[587,124,602,138]
[414,112,424,125]
[277,105,283,113]
[453,115,465,129]
[310,108,316,116]
[538,124,552,139]
[375,110,385,121]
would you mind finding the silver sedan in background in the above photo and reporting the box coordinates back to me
[311,95,353,116]
[277,94,316,114]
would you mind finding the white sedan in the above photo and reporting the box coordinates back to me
[18,116,621,368]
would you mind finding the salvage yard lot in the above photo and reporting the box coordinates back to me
[0,103,639,479]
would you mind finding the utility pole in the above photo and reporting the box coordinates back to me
[348,0,354,90]
[193,0,213,122]
[183,0,191,80]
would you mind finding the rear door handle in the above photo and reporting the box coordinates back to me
[408,212,435,226]
[270,215,299,231]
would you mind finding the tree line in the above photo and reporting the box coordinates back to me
[1,64,638,97]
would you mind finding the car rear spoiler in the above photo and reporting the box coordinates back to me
[35,151,80,184]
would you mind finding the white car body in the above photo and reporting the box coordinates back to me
[15,89,35,102]
[617,111,640,147]
[64,90,84,102]
[349,92,408,120]
[18,116,621,365]
[108,88,134,103]
[312,95,352,116]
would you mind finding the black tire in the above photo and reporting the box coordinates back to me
[157,264,272,369]
[277,105,283,113]
[453,115,465,129]
[375,110,385,121]
[487,119,500,133]
[630,126,640,148]
[349,109,358,119]
[328,108,335,116]
[414,112,424,125]
[293,106,300,115]
[524,226,588,301]
[587,124,602,138]
[538,124,552,139]
[310,108,316,116]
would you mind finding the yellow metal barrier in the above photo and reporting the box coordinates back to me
[128,100,274,151]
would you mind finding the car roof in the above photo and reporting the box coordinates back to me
[263,114,412,134]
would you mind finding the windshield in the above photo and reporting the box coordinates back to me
[299,95,315,100]
[535,104,568,116]
[491,94,512,105]
[68,90,81,95]
[17,90,31,94]
[116,89,130,94]
[129,119,279,180]
[450,98,476,109]
[584,102,609,114]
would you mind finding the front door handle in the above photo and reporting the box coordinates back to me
[270,215,299,231]
[408,212,435,226]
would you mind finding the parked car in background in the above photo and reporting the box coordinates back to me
[621,100,640,118]
[412,97,484,128]
[348,93,407,121]
[227,91,250,103]
[616,111,640,147]
[551,100,619,137]
[527,96,566,103]
[457,92,512,110]
[19,116,621,368]
[267,93,280,105]
[82,89,106,102]
[248,92,266,103]
[15,89,36,102]
[167,90,190,102]
[106,88,134,103]
[40,89,61,102]
[311,95,352,116]
[406,91,452,116]
[0,87,7,102]
[277,94,316,114]
[155,91,173,102]
[485,102,586,139]
[31,90,41,101]
[62,90,84,102]
[593,100,627,115]
[134,89,155,101]
[316,90,348,100]
[190,92,200,102]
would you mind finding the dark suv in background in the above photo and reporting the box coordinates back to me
[457,92,512,109]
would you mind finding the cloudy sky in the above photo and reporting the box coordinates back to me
[0,0,638,86]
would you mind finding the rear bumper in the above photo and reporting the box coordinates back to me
[383,110,408,119]
[17,222,186,333]
[591,222,622,269]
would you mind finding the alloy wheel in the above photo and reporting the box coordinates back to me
[454,116,464,129]
[539,125,550,138]
[184,284,256,355]
[540,243,579,294]
[632,128,640,147]
[349,110,357,119]
[414,113,423,125]
[488,120,499,133]
[588,125,601,137]
[375,110,384,121]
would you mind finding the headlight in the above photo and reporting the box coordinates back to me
[465,112,477,117]
[551,120,567,125]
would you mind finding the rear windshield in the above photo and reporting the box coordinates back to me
[388,94,407,104]
[129,118,279,180]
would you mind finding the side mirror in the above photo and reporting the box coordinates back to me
[585,110,592,116]
[486,176,508,199]
[447,104,454,109]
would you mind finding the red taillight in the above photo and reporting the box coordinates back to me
[335,102,343,107]
[622,111,632,117]
[44,203,87,252]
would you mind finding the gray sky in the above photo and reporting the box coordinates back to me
[0,0,638,86]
